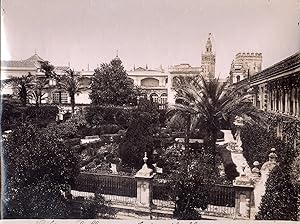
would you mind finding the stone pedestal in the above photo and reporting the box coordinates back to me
[233,165,254,219]
[134,153,156,218]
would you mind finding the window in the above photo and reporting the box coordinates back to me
[52,91,68,104]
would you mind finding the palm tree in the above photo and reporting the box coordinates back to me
[3,73,35,106]
[168,75,263,162]
[57,69,84,113]
[31,77,49,107]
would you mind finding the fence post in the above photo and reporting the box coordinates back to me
[134,152,156,218]
[233,163,254,219]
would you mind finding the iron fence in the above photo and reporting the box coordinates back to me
[72,172,137,198]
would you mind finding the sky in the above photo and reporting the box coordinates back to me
[1,0,300,77]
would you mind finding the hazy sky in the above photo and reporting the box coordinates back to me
[1,0,300,76]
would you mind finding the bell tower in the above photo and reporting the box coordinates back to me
[201,33,216,78]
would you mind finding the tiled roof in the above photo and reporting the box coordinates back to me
[1,60,36,68]
[1,53,44,68]
[25,53,44,62]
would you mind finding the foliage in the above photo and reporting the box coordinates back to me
[3,123,80,218]
[31,76,49,107]
[160,142,217,219]
[85,105,134,129]
[241,122,297,168]
[57,69,85,113]
[256,164,298,220]
[168,75,263,163]
[2,73,35,106]
[118,99,160,169]
[79,194,116,219]
[1,101,58,130]
[90,57,139,106]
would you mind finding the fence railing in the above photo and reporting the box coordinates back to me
[72,173,235,217]
[72,172,137,198]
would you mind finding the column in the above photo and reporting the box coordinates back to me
[295,86,300,116]
[274,88,278,111]
[285,88,290,114]
[292,87,295,116]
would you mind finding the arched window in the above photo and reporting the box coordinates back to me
[236,75,240,83]
[150,93,159,103]
[141,78,159,87]
[160,93,168,105]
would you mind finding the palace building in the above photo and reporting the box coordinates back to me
[127,66,168,108]
[250,52,300,117]
[1,33,217,108]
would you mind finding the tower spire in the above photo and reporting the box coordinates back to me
[205,33,212,53]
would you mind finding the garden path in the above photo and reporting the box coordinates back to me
[219,130,251,176]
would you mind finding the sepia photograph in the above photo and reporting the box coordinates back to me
[1,0,300,222]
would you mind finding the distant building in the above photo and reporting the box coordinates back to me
[0,53,91,105]
[201,33,216,78]
[229,52,262,84]
[168,33,216,104]
[127,66,168,108]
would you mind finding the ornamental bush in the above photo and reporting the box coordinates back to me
[1,100,58,130]
[256,164,298,220]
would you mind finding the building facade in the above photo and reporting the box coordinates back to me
[127,66,168,107]
[230,52,263,84]
[0,53,92,105]
[250,52,300,117]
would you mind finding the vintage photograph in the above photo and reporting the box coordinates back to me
[1,0,300,222]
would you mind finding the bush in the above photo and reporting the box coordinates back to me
[79,194,116,219]
[3,122,79,218]
[85,105,134,129]
[1,101,58,130]
[256,165,298,220]
[241,123,296,168]
[118,99,160,169]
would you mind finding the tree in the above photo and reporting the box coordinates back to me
[160,142,217,219]
[31,77,49,107]
[118,99,159,169]
[3,73,35,106]
[256,164,298,220]
[168,75,263,162]
[58,69,84,113]
[3,122,80,218]
[90,57,139,106]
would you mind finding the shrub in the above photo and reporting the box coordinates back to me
[3,122,79,218]
[79,194,116,219]
[1,102,58,130]
[256,165,298,220]
[85,105,134,129]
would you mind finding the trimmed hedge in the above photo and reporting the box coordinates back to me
[1,101,58,130]
[85,105,135,129]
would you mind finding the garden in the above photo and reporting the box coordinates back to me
[2,57,299,220]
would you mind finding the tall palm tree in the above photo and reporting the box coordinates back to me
[3,73,35,106]
[57,69,84,113]
[168,75,263,162]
